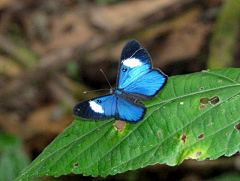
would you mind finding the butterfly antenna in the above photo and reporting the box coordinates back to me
[83,89,110,93]
[129,47,143,59]
[100,69,112,89]
[83,69,112,94]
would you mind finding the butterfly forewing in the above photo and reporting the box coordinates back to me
[73,95,116,120]
[117,40,167,99]
[117,40,152,89]
[73,95,146,122]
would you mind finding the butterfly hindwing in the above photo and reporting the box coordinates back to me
[115,97,146,122]
[123,69,167,100]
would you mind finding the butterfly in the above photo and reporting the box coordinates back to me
[73,40,168,122]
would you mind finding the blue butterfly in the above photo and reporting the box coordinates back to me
[73,40,168,122]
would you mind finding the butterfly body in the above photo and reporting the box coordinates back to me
[73,40,168,122]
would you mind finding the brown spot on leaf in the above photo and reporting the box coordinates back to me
[226,133,230,136]
[114,120,126,132]
[181,133,187,146]
[195,151,202,157]
[197,134,204,139]
[158,132,162,138]
[199,105,205,110]
[234,123,240,130]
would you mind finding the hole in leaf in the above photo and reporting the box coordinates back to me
[207,123,213,126]
[200,87,204,90]
[74,163,79,168]
[114,120,126,132]
[181,133,187,145]
[200,97,209,104]
[195,151,202,157]
[199,96,220,108]
[158,132,162,138]
[210,96,219,105]
[234,123,240,130]
[197,134,204,139]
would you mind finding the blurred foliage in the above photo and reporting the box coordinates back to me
[0,133,30,181]
[208,0,240,69]
[2,23,39,70]
[96,0,121,4]
[206,172,240,181]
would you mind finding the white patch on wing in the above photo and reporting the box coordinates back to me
[89,100,104,113]
[122,58,142,68]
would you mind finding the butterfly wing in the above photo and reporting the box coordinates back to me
[73,94,145,122]
[73,95,117,120]
[117,40,167,100]
[117,40,152,89]
[123,69,167,100]
[115,97,146,122]
[73,40,167,122]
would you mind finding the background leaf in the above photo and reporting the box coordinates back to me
[15,68,240,181]
[208,0,240,69]
[0,133,30,181]
[206,172,240,181]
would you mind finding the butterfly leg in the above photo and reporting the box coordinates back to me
[133,99,144,107]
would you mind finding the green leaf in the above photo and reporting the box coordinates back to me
[0,133,30,181]
[15,68,240,181]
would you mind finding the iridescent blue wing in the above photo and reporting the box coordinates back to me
[116,40,152,89]
[115,97,146,122]
[73,40,167,122]
[73,95,117,120]
[73,95,146,122]
[116,40,167,100]
[123,69,167,100]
